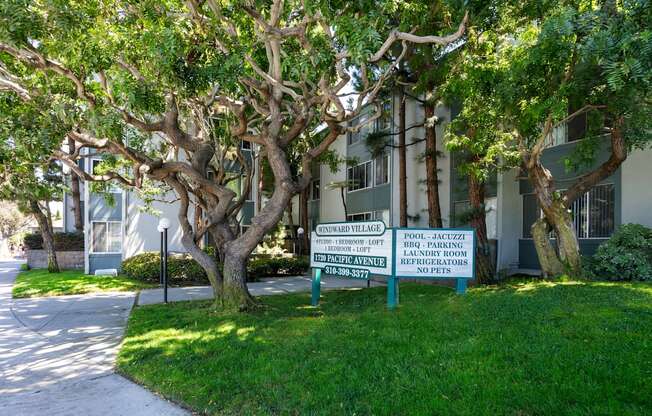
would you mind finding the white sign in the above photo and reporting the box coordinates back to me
[311,221,393,277]
[315,220,386,237]
[395,229,474,279]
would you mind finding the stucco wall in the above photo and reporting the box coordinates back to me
[27,250,84,270]
[123,191,192,260]
[319,135,348,223]
[620,147,652,228]
[495,168,522,271]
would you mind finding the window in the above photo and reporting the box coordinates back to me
[376,100,392,132]
[374,153,389,186]
[347,160,373,191]
[347,212,373,222]
[311,179,320,200]
[522,184,614,239]
[91,159,103,175]
[241,140,252,150]
[348,113,371,145]
[547,106,588,147]
[91,158,121,192]
[572,184,614,238]
[453,200,472,228]
[91,221,122,253]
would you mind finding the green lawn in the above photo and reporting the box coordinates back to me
[117,280,652,415]
[13,268,155,298]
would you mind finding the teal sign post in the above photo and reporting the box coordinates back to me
[310,221,476,309]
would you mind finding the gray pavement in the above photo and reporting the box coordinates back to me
[0,262,381,415]
[138,275,383,305]
[0,261,188,416]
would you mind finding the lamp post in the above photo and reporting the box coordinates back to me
[296,227,305,256]
[158,217,171,303]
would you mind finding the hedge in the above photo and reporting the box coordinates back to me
[121,252,310,284]
[23,232,85,251]
[247,256,309,279]
[121,252,210,285]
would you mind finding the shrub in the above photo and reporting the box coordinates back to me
[121,252,210,285]
[122,251,310,285]
[247,256,309,280]
[23,232,84,251]
[585,223,652,281]
[19,263,30,271]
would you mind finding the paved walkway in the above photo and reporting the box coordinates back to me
[0,262,380,415]
[138,275,383,305]
[0,261,188,416]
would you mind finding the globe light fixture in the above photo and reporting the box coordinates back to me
[158,217,171,230]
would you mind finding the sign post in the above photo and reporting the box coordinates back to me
[311,268,322,306]
[310,221,475,309]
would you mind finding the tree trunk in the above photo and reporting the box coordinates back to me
[398,89,408,227]
[424,101,443,228]
[468,174,493,283]
[549,200,582,275]
[531,218,563,278]
[221,250,257,310]
[256,154,263,211]
[299,187,309,254]
[68,137,83,232]
[340,187,348,219]
[30,200,59,273]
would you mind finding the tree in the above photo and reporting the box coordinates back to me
[441,27,519,283]
[0,95,67,272]
[0,0,468,309]
[446,0,652,277]
[0,201,31,256]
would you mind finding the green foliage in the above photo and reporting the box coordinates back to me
[584,224,652,281]
[118,281,652,415]
[121,252,210,285]
[247,256,309,280]
[122,251,309,284]
[23,232,84,251]
[19,263,29,271]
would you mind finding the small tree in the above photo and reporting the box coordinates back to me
[0,110,65,272]
[442,29,519,283]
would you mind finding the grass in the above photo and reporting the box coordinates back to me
[117,280,652,415]
[13,268,155,298]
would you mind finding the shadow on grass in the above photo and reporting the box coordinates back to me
[118,281,652,415]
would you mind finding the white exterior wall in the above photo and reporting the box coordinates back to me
[319,135,348,222]
[620,147,652,228]
[495,168,522,271]
[122,191,191,259]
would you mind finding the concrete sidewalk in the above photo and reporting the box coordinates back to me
[138,275,383,305]
[0,261,188,416]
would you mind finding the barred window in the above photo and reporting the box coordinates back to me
[522,183,615,239]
